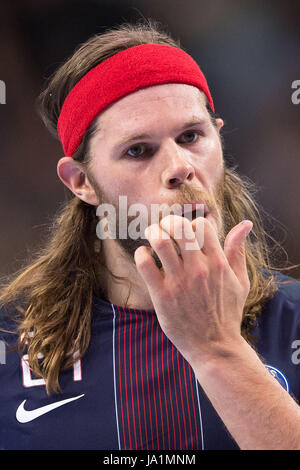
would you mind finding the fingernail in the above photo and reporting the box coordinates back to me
[240,220,253,237]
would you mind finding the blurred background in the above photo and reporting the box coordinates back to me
[0,0,299,278]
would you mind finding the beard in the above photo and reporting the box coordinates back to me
[87,170,225,270]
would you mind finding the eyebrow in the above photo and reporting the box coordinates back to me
[113,118,208,151]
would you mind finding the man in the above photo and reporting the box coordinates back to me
[1,20,300,450]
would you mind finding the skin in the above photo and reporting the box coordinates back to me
[58,84,227,307]
[57,83,300,449]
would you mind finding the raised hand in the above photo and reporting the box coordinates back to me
[134,215,253,368]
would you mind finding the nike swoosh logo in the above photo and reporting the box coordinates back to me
[16,394,85,423]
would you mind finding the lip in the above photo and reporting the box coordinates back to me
[181,201,209,219]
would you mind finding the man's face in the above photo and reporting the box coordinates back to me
[87,83,225,264]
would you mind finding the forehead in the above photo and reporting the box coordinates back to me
[94,83,209,137]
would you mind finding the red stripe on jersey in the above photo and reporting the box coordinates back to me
[117,306,127,449]
[188,362,199,449]
[133,309,143,449]
[150,313,160,448]
[182,355,193,449]
[166,337,176,448]
[145,311,153,448]
[161,330,171,449]
[115,307,203,449]
[156,320,165,449]
[177,348,188,447]
[123,307,132,449]
[128,309,138,449]
[172,343,182,448]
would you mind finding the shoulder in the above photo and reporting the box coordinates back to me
[272,270,300,303]
[253,271,300,397]
[255,270,300,341]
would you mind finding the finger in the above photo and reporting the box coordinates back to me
[134,245,163,291]
[191,216,224,258]
[144,223,182,275]
[224,220,253,286]
[159,214,204,263]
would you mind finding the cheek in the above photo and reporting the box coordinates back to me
[194,140,224,189]
[90,162,125,198]
[96,170,143,208]
[208,157,224,187]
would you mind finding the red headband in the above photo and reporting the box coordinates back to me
[57,44,215,157]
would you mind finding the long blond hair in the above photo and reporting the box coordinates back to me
[0,19,295,395]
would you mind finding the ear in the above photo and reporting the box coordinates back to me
[216,118,224,131]
[57,157,99,206]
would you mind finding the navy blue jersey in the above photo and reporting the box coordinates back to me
[0,272,300,450]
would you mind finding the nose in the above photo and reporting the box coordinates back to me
[161,140,195,189]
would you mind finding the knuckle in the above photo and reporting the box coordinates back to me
[161,214,185,234]
[194,266,209,282]
[145,223,160,240]
[136,256,152,271]
[213,257,226,274]
[196,216,209,231]
[152,237,171,251]
[172,274,186,292]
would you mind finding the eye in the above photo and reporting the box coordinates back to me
[178,131,201,144]
[125,143,148,158]
[123,130,202,159]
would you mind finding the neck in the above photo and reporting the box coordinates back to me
[99,238,155,310]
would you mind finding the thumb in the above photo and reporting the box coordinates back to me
[224,220,253,285]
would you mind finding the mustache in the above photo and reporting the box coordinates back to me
[91,167,224,227]
[92,180,224,270]
[156,184,221,222]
